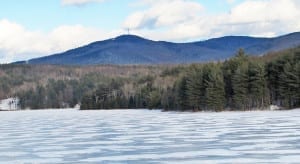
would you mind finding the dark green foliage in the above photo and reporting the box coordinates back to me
[232,64,249,110]
[222,50,248,107]
[147,89,162,109]
[248,61,269,109]
[266,52,300,108]
[176,76,190,110]
[175,48,300,111]
[177,63,226,111]
[204,64,225,111]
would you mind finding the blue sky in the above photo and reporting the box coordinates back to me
[0,0,299,63]
[0,0,240,32]
[0,0,131,31]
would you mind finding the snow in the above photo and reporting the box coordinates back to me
[0,109,299,163]
[270,105,281,110]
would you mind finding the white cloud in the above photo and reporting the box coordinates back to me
[226,0,236,4]
[221,0,300,36]
[61,0,106,6]
[123,0,300,41]
[0,19,119,63]
[124,0,204,29]
[226,0,298,24]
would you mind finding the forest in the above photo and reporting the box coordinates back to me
[0,47,299,111]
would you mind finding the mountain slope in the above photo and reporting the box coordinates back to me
[25,32,300,65]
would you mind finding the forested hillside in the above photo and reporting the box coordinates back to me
[0,47,299,111]
[0,64,179,109]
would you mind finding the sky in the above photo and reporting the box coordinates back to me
[0,0,300,63]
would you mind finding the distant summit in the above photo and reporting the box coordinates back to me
[20,32,300,65]
[113,35,151,42]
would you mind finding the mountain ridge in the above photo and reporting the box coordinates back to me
[19,32,300,65]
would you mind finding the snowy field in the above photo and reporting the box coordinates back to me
[0,109,300,163]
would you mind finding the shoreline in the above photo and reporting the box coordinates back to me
[1,107,299,113]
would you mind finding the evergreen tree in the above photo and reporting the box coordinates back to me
[128,96,136,109]
[186,65,204,110]
[222,49,248,107]
[267,53,300,108]
[248,61,269,109]
[279,60,299,108]
[176,76,190,110]
[232,64,249,110]
[148,89,162,109]
[204,64,225,111]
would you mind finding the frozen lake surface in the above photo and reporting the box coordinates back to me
[0,109,300,163]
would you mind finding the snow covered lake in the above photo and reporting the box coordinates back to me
[0,109,300,163]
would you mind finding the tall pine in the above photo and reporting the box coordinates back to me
[248,61,269,109]
[204,64,225,111]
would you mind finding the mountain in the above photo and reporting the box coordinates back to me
[22,32,300,65]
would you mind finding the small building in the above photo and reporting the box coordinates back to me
[0,97,20,111]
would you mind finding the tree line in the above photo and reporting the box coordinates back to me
[81,48,300,111]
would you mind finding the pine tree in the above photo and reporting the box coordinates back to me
[248,61,269,109]
[148,89,162,109]
[176,76,190,110]
[186,65,204,110]
[232,64,249,110]
[279,61,299,108]
[204,64,225,111]
[222,49,248,108]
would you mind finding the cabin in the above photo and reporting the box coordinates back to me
[0,97,20,111]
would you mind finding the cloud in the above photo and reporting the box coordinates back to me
[221,0,300,36]
[0,19,46,63]
[61,0,106,6]
[226,0,236,4]
[123,0,300,41]
[124,0,204,29]
[226,0,298,24]
[0,19,119,63]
